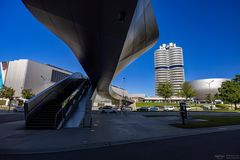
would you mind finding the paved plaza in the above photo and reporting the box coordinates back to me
[0,111,240,154]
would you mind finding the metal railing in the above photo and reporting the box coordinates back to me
[54,80,90,129]
[24,73,84,125]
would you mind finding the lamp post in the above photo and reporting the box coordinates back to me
[121,77,126,110]
[120,77,125,110]
[206,80,214,110]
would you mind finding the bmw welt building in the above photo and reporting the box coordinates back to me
[0,59,72,97]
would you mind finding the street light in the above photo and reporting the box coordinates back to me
[206,80,214,110]
[119,77,126,111]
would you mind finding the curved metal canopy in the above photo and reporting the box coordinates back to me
[23,0,159,100]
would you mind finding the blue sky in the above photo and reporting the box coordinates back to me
[0,0,240,96]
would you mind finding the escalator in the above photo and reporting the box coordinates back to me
[24,73,92,129]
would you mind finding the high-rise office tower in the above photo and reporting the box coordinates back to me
[154,43,185,95]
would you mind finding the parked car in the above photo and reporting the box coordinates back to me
[149,107,159,112]
[136,107,149,112]
[201,104,216,110]
[13,106,24,112]
[163,106,175,111]
[101,106,117,113]
[113,107,121,111]
[123,106,132,111]
[186,106,191,111]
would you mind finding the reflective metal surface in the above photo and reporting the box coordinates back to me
[22,0,159,100]
[190,78,230,100]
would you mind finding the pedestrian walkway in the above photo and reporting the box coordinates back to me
[0,111,240,154]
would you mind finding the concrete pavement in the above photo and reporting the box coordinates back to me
[0,111,240,154]
[2,129,240,160]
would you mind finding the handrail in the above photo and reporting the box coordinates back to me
[25,78,72,122]
[25,75,70,114]
[25,72,83,123]
[54,88,80,125]
[54,79,89,129]
[55,80,89,128]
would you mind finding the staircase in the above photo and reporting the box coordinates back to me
[26,100,62,129]
[25,74,89,129]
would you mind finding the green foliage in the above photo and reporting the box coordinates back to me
[19,101,23,106]
[214,93,221,100]
[111,98,120,105]
[0,100,6,105]
[21,89,35,99]
[180,82,196,100]
[205,93,214,103]
[233,74,240,83]
[172,115,240,128]
[218,80,240,110]
[157,82,173,100]
[136,102,179,107]
[176,90,182,98]
[0,86,15,111]
[0,86,15,99]
[215,104,230,109]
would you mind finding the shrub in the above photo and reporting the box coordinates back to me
[0,100,6,105]
[215,104,230,109]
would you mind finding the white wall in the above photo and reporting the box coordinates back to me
[4,59,72,97]
[4,60,28,97]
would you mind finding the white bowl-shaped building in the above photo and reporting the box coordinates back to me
[189,78,230,100]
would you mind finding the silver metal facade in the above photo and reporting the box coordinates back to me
[190,78,230,100]
[23,0,159,100]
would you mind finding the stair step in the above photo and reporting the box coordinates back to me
[27,126,55,129]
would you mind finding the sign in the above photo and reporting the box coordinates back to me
[179,101,188,125]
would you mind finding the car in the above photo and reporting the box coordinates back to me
[123,106,132,111]
[13,106,24,112]
[136,107,149,112]
[201,104,216,110]
[149,107,159,112]
[101,106,117,113]
[113,107,121,111]
[163,106,175,111]
[186,106,191,111]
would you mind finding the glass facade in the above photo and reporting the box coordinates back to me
[51,70,69,82]
[0,65,3,89]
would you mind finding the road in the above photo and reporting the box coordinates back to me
[1,129,240,160]
[0,112,24,124]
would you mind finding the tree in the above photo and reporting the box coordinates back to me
[181,82,196,100]
[21,89,35,99]
[176,90,183,98]
[0,86,15,112]
[214,93,221,100]
[218,80,240,110]
[0,88,3,99]
[205,93,213,103]
[157,82,173,101]
[233,74,240,83]
[111,98,120,106]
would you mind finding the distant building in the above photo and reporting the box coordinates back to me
[154,43,185,95]
[189,78,230,101]
[144,96,185,103]
[128,94,146,102]
[0,59,72,97]
[93,85,146,109]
